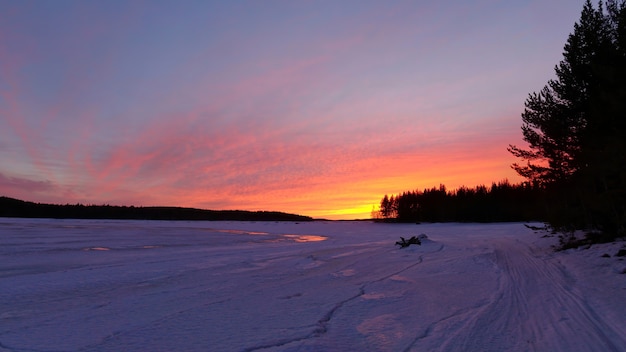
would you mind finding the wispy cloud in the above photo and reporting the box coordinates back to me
[0,172,54,192]
[0,0,583,218]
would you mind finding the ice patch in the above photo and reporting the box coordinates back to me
[361,292,386,300]
[332,269,356,277]
[214,229,269,235]
[263,234,328,243]
[283,234,327,243]
[389,274,415,283]
[356,314,406,350]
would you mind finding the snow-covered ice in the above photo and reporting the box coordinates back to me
[1,218,625,351]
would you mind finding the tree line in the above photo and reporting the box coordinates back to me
[376,180,545,223]
[0,196,313,222]
[378,0,626,241]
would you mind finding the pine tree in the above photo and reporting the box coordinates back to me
[509,0,626,238]
[509,0,607,184]
[581,0,626,237]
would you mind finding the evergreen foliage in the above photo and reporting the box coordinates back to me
[508,0,626,239]
[376,180,545,223]
[0,196,313,222]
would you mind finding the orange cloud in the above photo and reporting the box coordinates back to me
[2,1,547,219]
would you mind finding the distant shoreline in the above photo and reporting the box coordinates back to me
[0,196,313,222]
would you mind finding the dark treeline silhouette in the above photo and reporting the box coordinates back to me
[0,196,313,222]
[376,180,546,223]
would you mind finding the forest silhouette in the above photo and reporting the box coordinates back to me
[376,180,545,223]
[378,0,626,243]
[0,196,312,222]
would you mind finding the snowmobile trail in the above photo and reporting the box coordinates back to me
[432,237,625,352]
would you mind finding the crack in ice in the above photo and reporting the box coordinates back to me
[242,256,427,351]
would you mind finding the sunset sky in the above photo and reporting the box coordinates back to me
[1,1,585,219]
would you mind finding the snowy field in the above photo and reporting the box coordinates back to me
[1,218,625,352]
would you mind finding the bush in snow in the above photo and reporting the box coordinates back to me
[396,234,428,248]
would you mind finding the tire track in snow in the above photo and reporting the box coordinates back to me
[424,238,625,352]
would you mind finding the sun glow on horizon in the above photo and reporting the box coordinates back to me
[0,1,583,220]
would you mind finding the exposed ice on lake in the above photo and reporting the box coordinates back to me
[1,218,624,351]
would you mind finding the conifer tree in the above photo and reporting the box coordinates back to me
[509,0,626,237]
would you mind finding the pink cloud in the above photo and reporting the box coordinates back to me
[0,172,55,194]
[1,1,559,219]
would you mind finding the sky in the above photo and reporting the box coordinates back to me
[1,0,586,219]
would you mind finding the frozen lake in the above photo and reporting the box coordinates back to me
[1,218,625,351]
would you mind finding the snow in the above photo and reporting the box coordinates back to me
[1,218,625,352]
